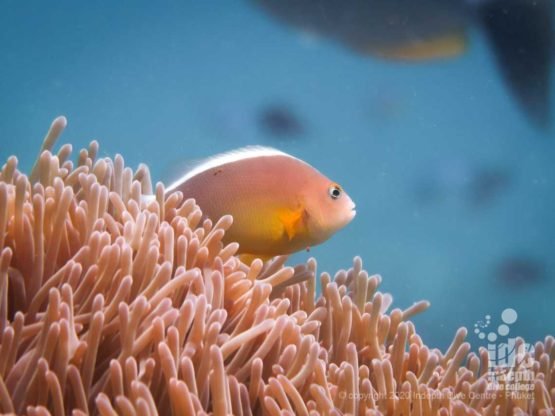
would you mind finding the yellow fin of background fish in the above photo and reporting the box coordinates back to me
[372,31,467,61]
[278,207,307,241]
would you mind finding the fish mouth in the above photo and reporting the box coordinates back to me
[349,204,357,219]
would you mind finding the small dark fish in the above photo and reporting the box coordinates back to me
[467,168,512,206]
[258,104,305,138]
[496,257,546,287]
[413,159,512,207]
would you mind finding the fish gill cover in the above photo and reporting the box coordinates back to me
[0,118,553,415]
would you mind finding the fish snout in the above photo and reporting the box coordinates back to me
[349,202,357,220]
[342,193,356,223]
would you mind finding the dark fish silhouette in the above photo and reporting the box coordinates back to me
[258,104,305,138]
[253,0,553,127]
[496,256,546,287]
[466,167,512,206]
[413,159,512,207]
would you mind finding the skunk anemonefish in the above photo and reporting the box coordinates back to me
[165,147,356,259]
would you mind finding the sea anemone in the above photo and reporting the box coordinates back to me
[0,117,553,415]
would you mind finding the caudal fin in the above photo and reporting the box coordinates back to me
[479,0,553,128]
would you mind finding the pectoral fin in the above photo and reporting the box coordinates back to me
[278,207,308,241]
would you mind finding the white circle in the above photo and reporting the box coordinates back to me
[485,315,491,320]
[498,324,510,336]
[501,308,518,324]
[488,332,497,342]
[478,333,485,340]
[474,328,480,334]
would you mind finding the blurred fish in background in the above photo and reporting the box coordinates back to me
[252,0,554,127]
[257,103,305,139]
[465,166,512,206]
[495,256,546,287]
[203,101,307,144]
[413,158,513,207]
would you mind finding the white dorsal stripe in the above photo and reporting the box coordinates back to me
[166,146,297,191]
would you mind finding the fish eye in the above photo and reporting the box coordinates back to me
[328,184,342,200]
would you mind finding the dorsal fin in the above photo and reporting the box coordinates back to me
[165,146,292,192]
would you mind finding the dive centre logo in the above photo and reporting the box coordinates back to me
[473,308,534,393]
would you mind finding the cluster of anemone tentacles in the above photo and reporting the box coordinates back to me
[0,117,553,416]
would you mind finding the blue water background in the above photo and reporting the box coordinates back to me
[1,1,554,350]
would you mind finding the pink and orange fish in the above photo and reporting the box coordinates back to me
[166,147,356,259]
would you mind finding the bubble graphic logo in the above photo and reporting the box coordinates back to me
[472,308,535,395]
[473,308,532,370]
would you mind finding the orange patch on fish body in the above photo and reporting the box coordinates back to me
[278,206,308,241]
